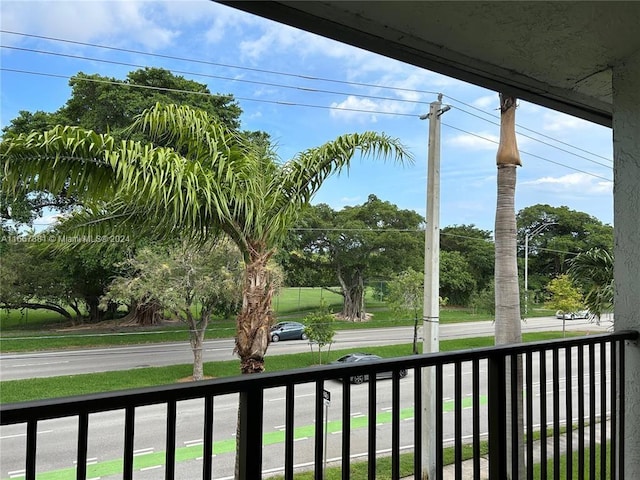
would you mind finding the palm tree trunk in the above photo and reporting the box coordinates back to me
[495,164,522,344]
[495,94,524,479]
[235,250,274,374]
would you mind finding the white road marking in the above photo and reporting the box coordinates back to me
[133,448,154,456]
[11,361,70,367]
[1,429,52,440]
[184,439,203,446]
[141,465,163,472]
[268,393,315,402]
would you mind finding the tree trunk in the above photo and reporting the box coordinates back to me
[188,309,210,381]
[495,164,522,344]
[132,298,163,326]
[495,94,524,479]
[190,330,205,381]
[233,248,275,478]
[69,301,83,324]
[6,303,72,322]
[85,296,104,323]
[235,249,274,374]
[338,271,366,321]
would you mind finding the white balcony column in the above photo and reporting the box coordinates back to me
[612,47,640,477]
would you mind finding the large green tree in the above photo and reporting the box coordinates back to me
[1,68,247,324]
[1,102,411,374]
[441,224,494,293]
[517,204,613,282]
[439,250,477,305]
[0,238,77,321]
[287,195,423,321]
[2,68,242,140]
[0,234,123,323]
[2,68,244,227]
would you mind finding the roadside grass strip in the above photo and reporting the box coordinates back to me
[3,396,488,480]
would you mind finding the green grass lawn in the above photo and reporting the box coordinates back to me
[0,332,586,404]
[279,441,609,480]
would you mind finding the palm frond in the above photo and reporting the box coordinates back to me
[567,247,614,319]
[261,132,412,244]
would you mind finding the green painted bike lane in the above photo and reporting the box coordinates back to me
[6,395,487,480]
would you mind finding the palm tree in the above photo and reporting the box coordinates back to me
[568,247,614,322]
[494,93,523,478]
[1,102,411,374]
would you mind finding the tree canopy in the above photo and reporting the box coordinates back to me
[1,102,412,373]
[517,204,613,299]
[1,67,245,235]
[287,195,424,320]
[2,68,242,140]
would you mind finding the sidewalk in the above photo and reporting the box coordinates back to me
[402,423,604,479]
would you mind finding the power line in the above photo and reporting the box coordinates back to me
[0,30,442,96]
[441,123,613,182]
[448,104,613,168]
[2,45,436,108]
[1,68,612,181]
[445,94,613,163]
[0,68,419,118]
[3,29,611,165]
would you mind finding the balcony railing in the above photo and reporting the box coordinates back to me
[1,330,637,480]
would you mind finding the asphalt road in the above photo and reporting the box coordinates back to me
[0,316,608,381]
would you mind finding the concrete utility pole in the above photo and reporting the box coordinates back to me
[420,94,449,479]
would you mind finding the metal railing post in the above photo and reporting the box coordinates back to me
[488,354,507,480]
[237,388,264,480]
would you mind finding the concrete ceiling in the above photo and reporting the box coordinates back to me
[220,1,640,127]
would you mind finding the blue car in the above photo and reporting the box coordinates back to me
[270,321,308,342]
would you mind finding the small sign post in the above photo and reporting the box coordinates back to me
[323,389,331,406]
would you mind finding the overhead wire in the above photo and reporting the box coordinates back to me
[0,29,443,95]
[441,123,612,182]
[1,32,613,181]
[444,94,613,163]
[1,45,435,108]
[2,67,612,182]
[445,103,613,168]
[3,29,610,165]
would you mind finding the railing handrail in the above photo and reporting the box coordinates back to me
[2,330,637,425]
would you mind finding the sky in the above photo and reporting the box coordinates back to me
[0,0,614,234]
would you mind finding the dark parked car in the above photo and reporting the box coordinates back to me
[331,352,408,384]
[270,321,308,342]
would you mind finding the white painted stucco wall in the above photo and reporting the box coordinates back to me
[612,48,640,477]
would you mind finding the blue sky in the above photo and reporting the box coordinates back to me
[0,0,614,233]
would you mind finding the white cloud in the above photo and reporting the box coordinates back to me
[471,95,496,109]
[542,111,592,132]
[329,94,418,123]
[523,172,613,195]
[329,96,380,123]
[446,132,499,150]
[1,1,180,49]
